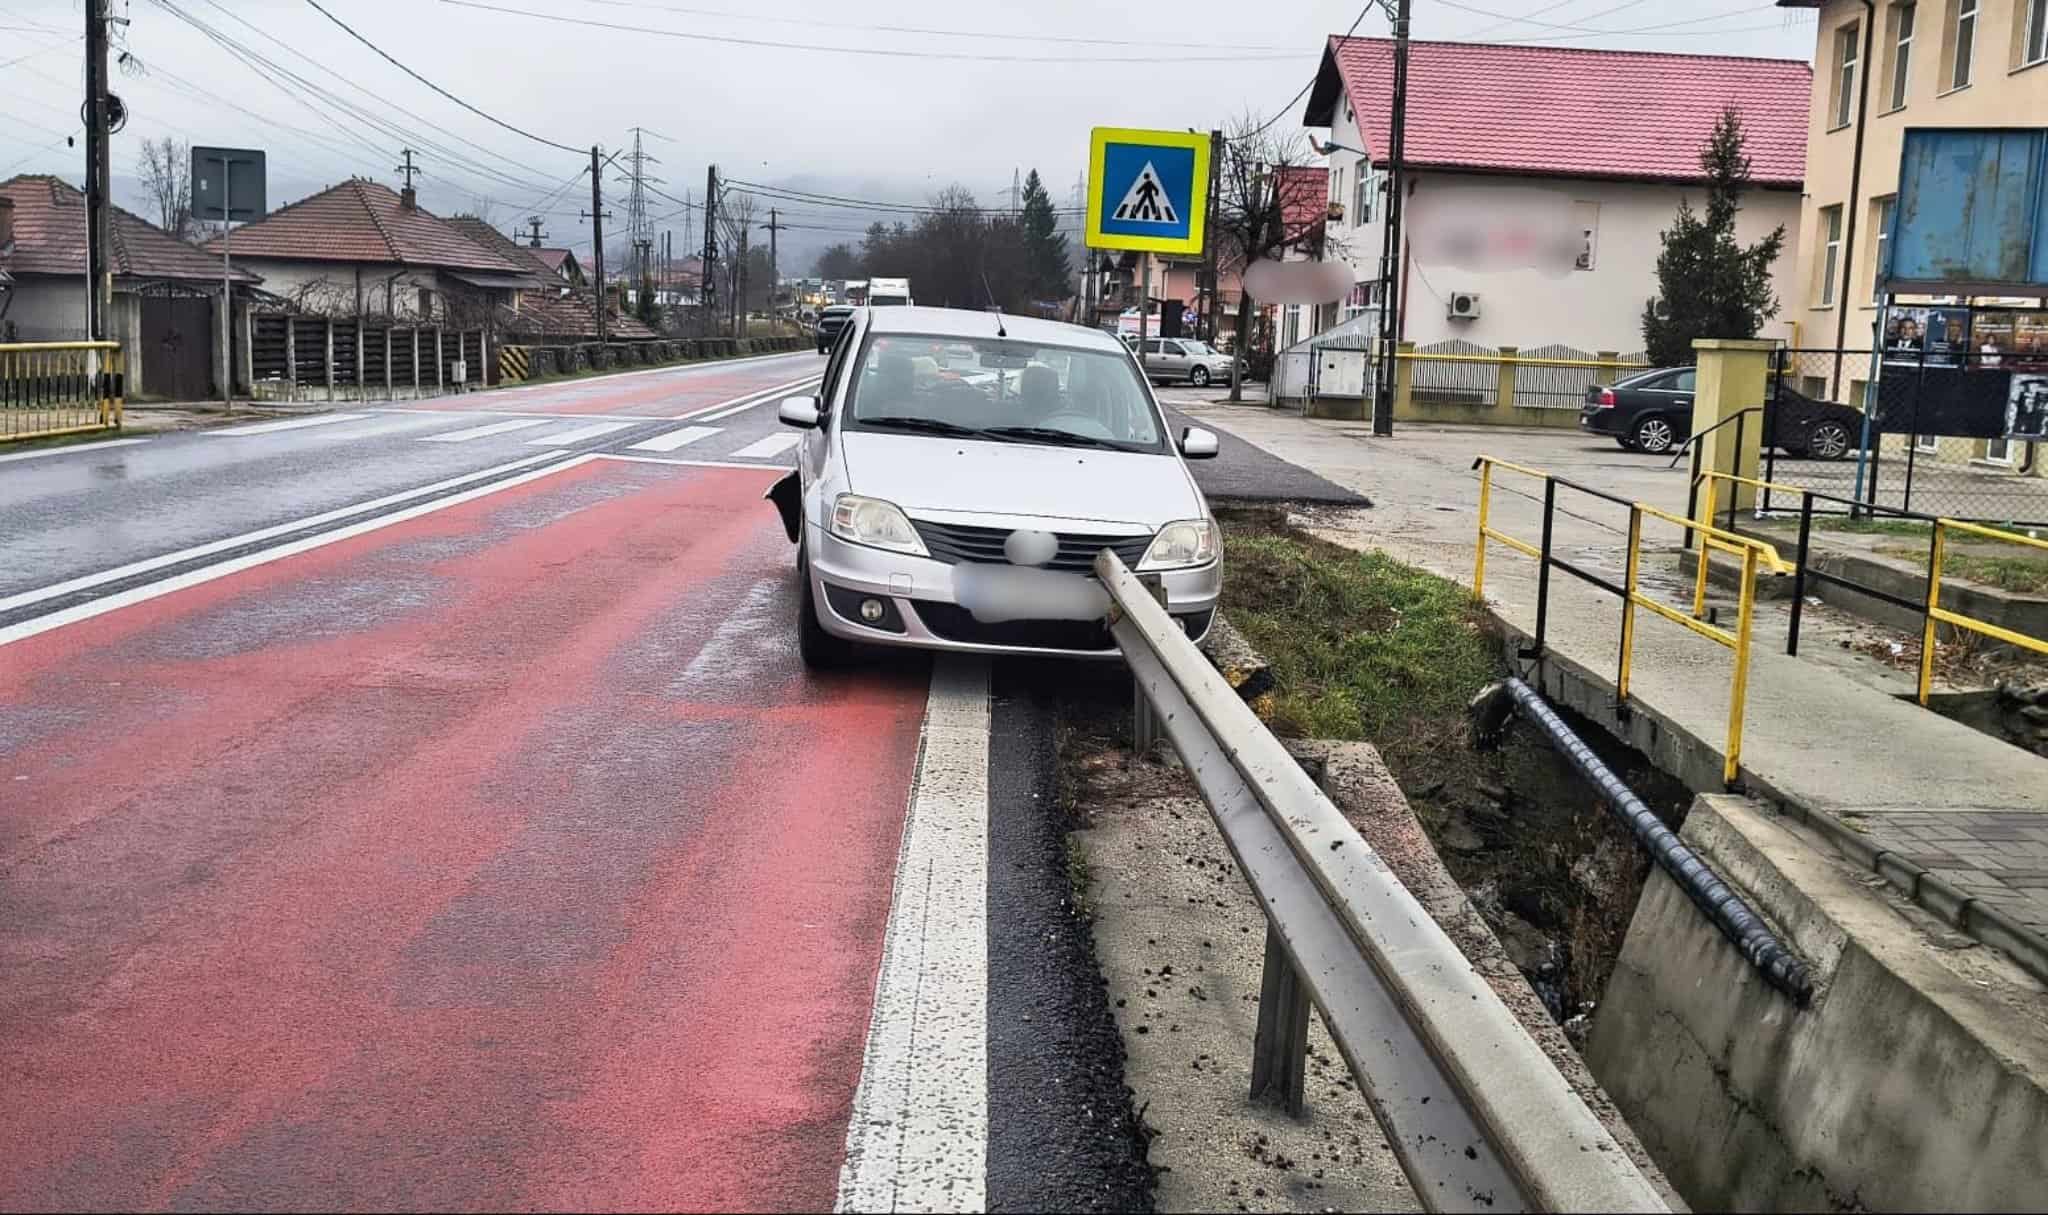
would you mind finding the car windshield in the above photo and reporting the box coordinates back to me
[846,334,1166,452]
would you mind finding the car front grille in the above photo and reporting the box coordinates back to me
[909,601,1119,651]
[910,520,1152,572]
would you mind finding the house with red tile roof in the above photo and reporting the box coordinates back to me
[203,179,542,326]
[442,216,656,342]
[1302,36,1811,358]
[1,174,261,399]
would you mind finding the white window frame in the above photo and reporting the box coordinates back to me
[1950,0,1977,88]
[1835,22,1861,127]
[1888,2,1915,110]
[2028,0,2048,67]
[1820,205,1844,306]
[1352,160,1370,225]
[1871,195,1896,302]
[1915,433,1942,453]
[1984,436,2016,463]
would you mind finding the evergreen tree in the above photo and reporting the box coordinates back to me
[1019,169,1071,302]
[1641,107,1786,367]
[636,273,660,327]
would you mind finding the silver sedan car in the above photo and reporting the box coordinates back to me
[766,305,1222,665]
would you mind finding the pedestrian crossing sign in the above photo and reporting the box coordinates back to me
[1086,127,1210,255]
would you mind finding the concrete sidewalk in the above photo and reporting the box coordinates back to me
[1181,404,2048,974]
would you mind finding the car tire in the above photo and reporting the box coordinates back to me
[1631,414,1678,455]
[1190,366,1211,387]
[1806,420,1854,461]
[797,548,851,669]
[1615,435,1638,451]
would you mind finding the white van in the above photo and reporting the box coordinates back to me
[867,277,912,307]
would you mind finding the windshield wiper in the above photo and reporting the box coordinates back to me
[979,426,1140,452]
[860,416,985,437]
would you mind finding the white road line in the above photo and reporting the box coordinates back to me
[627,425,720,453]
[729,433,800,460]
[369,407,676,422]
[0,452,565,616]
[0,454,592,648]
[0,438,149,464]
[595,454,787,472]
[836,656,989,1214]
[419,417,553,443]
[692,377,822,421]
[487,347,814,397]
[527,420,635,447]
[204,413,369,436]
[674,374,824,420]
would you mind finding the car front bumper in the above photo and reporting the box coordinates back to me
[806,524,1221,658]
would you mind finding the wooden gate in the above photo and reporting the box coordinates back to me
[139,296,213,400]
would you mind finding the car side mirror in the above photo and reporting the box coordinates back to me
[1179,426,1219,460]
[778,395,821,429]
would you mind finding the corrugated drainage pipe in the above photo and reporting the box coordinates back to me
[1474,676,1815,1006]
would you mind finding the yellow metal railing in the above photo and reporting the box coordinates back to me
[1475,456,1789,785]
[1399,351,1649,371]
[0,341,125,441]
[1919,519,2048,704]
[1690,469,2048,707]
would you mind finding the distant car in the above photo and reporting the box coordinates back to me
[1124,337,1234,387]
[1579,367,1866,460]
[816,304,856,354]
[767,305,1222,665]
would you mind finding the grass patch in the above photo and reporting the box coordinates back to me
[1811,516,1933,538]
[1217,510,1500,773]
[1875,544,2048,594]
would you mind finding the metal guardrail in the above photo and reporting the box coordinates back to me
[1098,551,1668,1214]
[1,341,125,441]
[1474,457,1789,785]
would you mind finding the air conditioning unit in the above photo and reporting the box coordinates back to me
[1447,292,1482,321]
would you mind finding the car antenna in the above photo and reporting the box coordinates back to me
[980,272,1007,338]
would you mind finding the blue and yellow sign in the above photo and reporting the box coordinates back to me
[1085,126,1211,256]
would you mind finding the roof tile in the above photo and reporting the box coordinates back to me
[1315,38,1810,187]
[204,179,533,272]
[0,174,258,282]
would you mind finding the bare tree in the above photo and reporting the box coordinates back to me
[1210,114,1326,401]
[137,136,193,240]
[718,191,758,334]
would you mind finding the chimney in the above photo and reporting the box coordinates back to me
[400,186,417,212]
[0,197,13,249]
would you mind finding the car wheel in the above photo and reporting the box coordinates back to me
[1631,415,1678,455]
[1806,420,1853,461]
[796,547,851,669]
[1190,365,1211,387]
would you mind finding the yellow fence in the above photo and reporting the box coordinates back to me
[1396,343,1650,424]
[1,341,125,442]
[1475,456,1790,784]
[1694,469,2048,706]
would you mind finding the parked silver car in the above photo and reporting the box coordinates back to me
[1124,335,1235,387]
[766,306,1222,665]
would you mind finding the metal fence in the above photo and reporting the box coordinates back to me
[0,341,125,441]
[1100,550,1668,1213]
[1763,347,2048,527]
[1404,341,1651,412]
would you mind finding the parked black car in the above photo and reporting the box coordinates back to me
[815,304,856,354]
[1580,367,1867,460]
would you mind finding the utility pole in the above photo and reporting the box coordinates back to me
[734,221,749,335]
[1202,128,1222,344]
[760,207,784,327]
[1370,0,1411,438]
[582,145,612,343]
[395,148,419,191]
[700,165,720,337]
[524,215,547,247]
[83,0,112,341]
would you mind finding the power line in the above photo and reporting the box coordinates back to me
[301,0,584,154]
[1437,0,1656,33]
[439,0,1305,63]
[1238,5,1372,141]
[1440,0,1783,39]
[1462,0,1588,38]
[724,179,1081,217]
[568,0,1302,51]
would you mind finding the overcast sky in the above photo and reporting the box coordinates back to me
[2,0,1818,268]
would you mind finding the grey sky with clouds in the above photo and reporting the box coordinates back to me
[2,0,1817,268]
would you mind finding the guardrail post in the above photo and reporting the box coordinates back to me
[1249,923,1311,1115]
[1918,523,1945,706]
[1724,545,1760,787]
[1131,575,1170,757]
[1534,477,1556,653]
[1474,459,1493,597]
[1620,506,1641,700]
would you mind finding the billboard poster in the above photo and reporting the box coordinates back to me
[1924,306,1968,365]
[1883,307,1933,363]
[2010,373,2048,441]
[1973,309,2048,372]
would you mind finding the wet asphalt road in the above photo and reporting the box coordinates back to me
[0,355,1360,1210]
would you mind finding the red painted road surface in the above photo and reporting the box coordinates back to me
[0,457,929,1211]
[435,354,823,416]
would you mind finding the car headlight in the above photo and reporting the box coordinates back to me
[1138,518,1219,570]
[830,493,929,556]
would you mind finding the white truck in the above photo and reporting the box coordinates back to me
[866,277,912,307]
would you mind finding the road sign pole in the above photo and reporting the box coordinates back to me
[1137,253,1150,381]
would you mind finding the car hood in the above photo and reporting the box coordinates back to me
[839,431,1202,529]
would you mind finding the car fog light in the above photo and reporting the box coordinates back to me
[860,597,886,623]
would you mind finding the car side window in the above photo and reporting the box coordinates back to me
[819,322,856,414]
[1144,340,1165,355]
[1162,341,1185,355]
[1670,369,1697,393]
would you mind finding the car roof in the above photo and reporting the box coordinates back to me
[863,304,1128,353]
